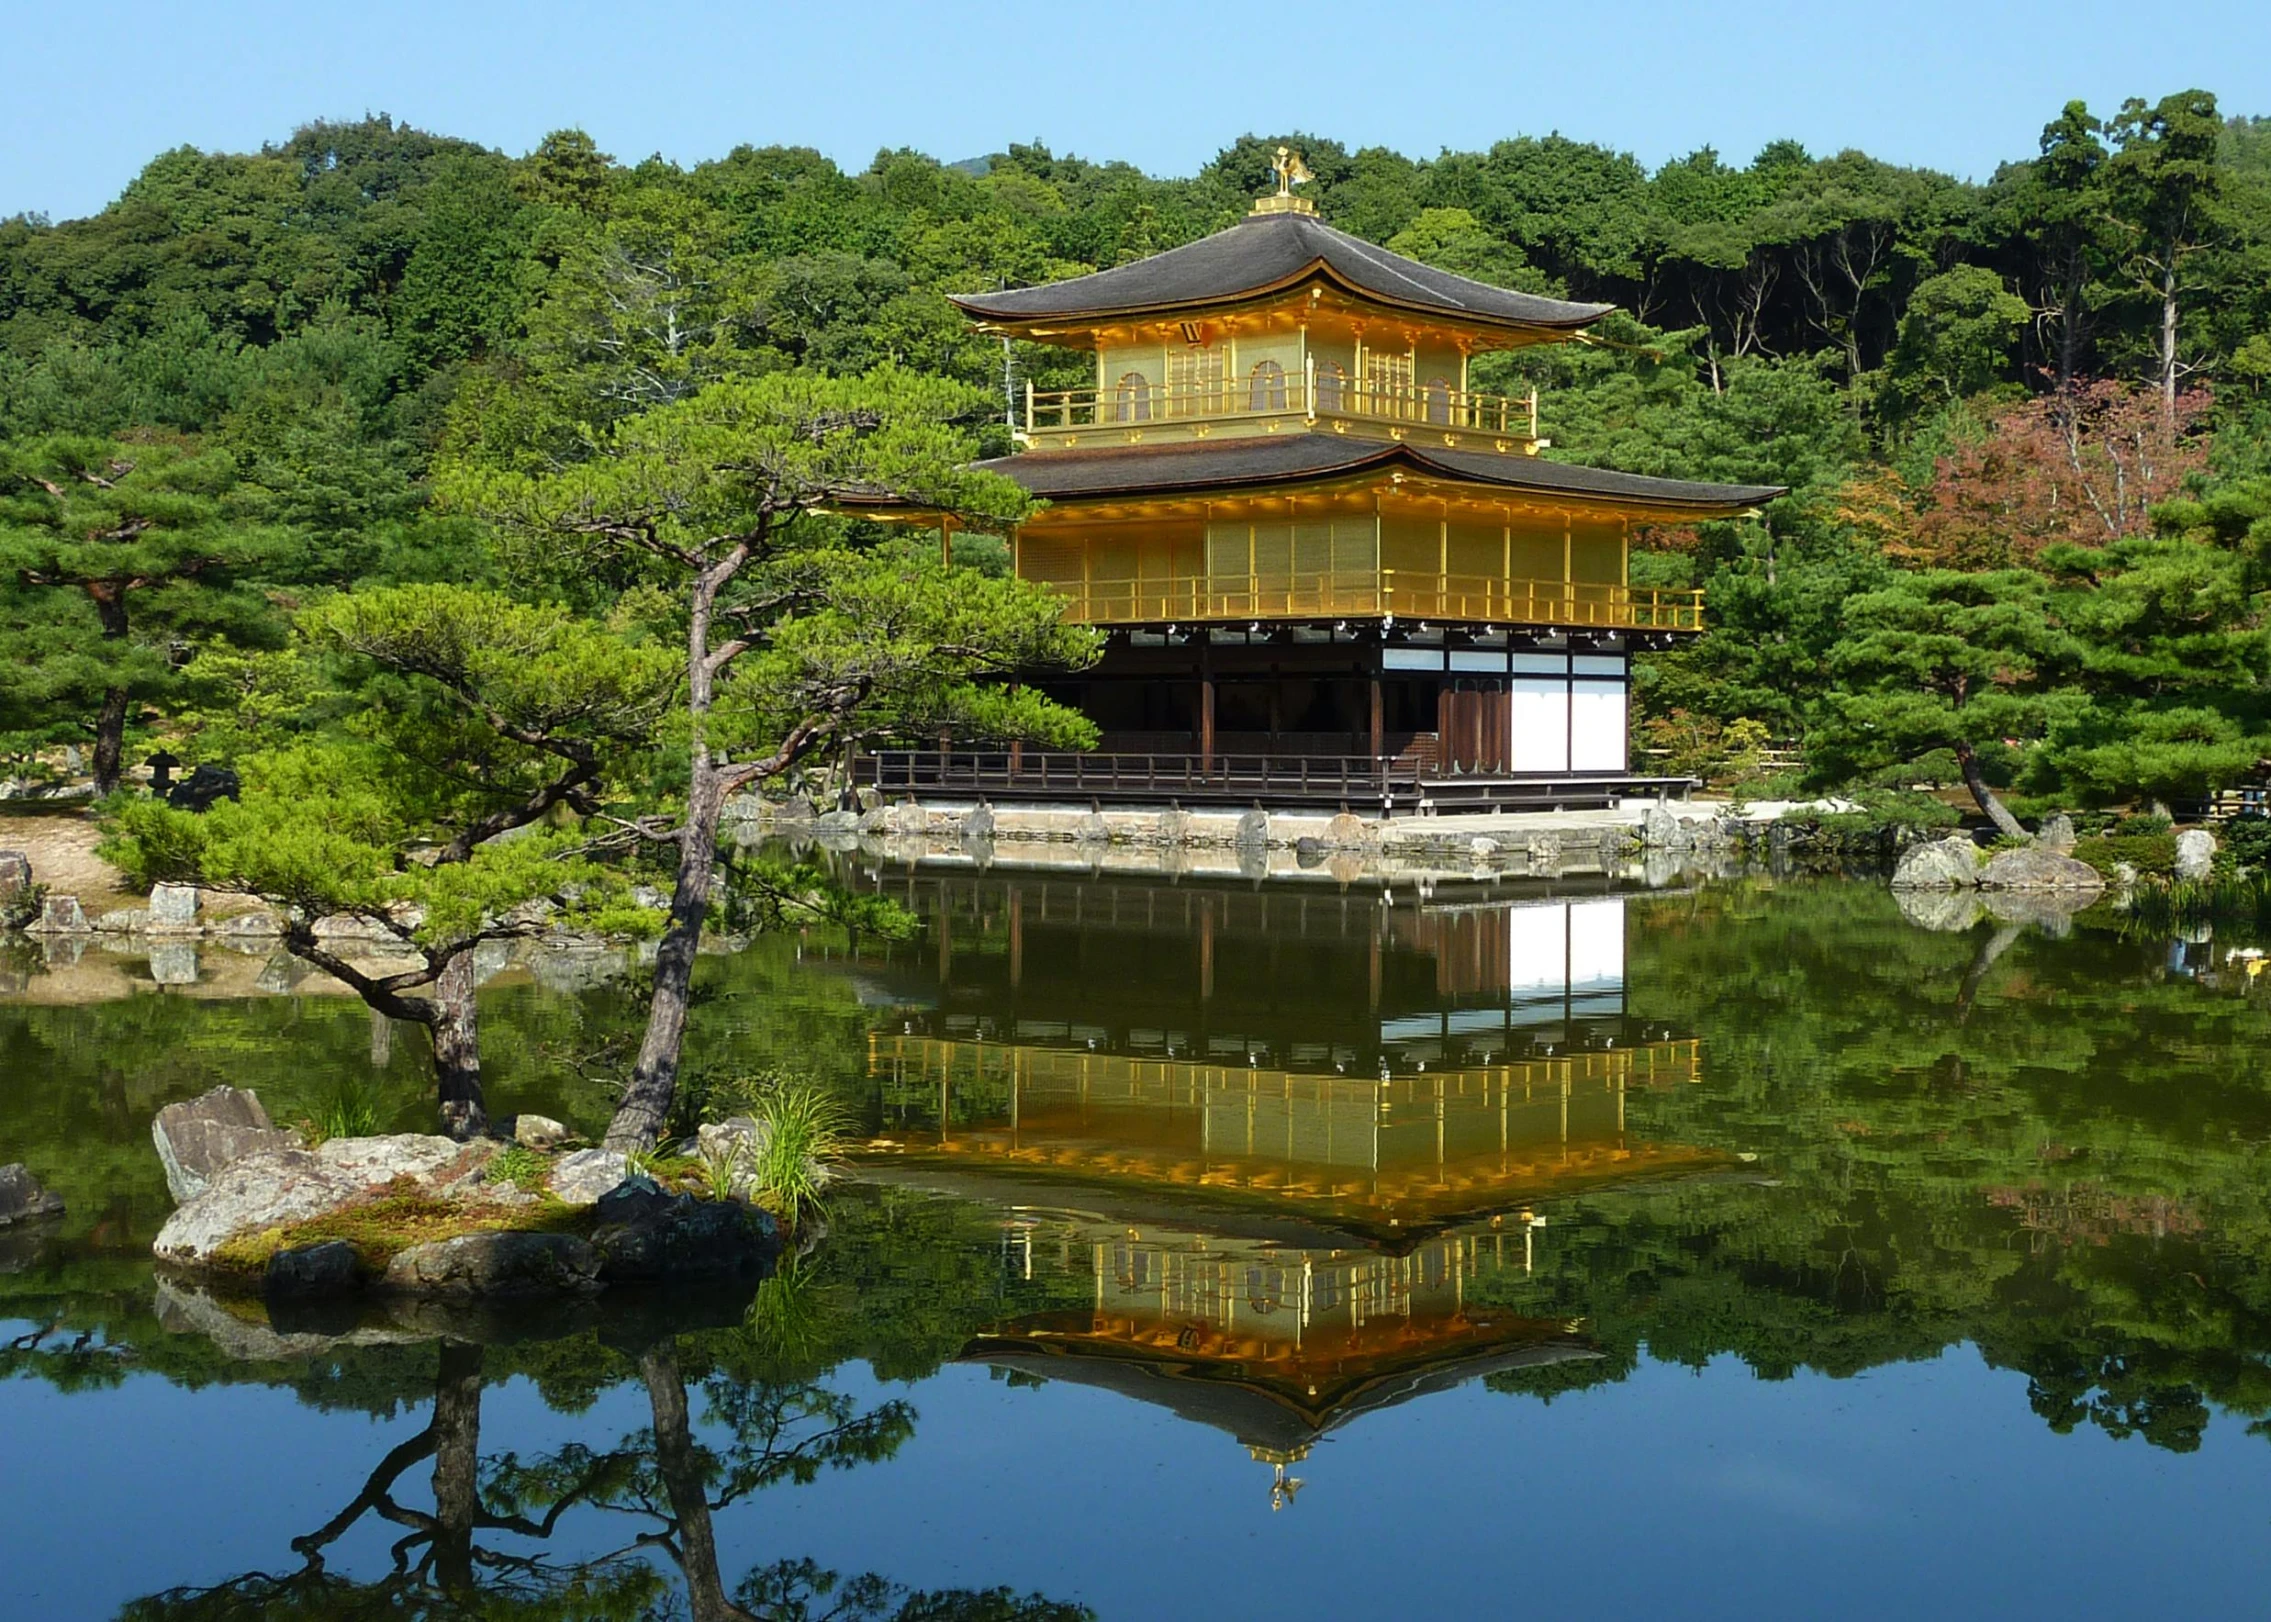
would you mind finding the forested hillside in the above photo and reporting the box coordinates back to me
[5,92,2271,811]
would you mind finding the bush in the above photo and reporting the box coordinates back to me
[2112,811,2173,836]
[1810,788,1963,848]
[2222,814,2271,871]
[2072,831,2179,878]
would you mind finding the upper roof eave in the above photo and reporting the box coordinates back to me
[974,436,1785,518]
[950,261,1612,340]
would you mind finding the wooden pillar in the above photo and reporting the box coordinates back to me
[1369,673,1384,761]
[1007,886,1023,991]
[1199,640,1215,770]
[1200,673,1216,770]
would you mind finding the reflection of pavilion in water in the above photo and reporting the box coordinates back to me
[850,872,1718,1505]
[968,1214,1595,1508]
[865,874,1717,1245]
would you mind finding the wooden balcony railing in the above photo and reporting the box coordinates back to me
[1034,570,1705,631]
[1026,370,1541,440]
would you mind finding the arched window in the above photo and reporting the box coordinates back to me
[1314,360,1346,412]
[1112,371,1152,423]
[1248,358,1287,412]
[1424,375,1454,425]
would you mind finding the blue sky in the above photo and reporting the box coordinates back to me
[5,0,2268,221]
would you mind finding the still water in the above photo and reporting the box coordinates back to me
[5,866,2271,1619]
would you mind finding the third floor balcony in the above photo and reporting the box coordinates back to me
[1020,364,1545,456]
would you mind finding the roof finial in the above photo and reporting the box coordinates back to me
[1252,147,1318,216]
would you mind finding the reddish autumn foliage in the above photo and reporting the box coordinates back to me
[1904,381,2211,568]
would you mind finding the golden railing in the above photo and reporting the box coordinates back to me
[1026,372,1541,439]
[1035,570,1705,631]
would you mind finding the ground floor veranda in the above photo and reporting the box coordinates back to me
[870,624,1696,812]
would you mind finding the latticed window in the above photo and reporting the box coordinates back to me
[1425,376,1454,425]
[1314,360,1346,411]
[1363,350,1413,413]
[1247,358,1288,412]
[1111,371,1152,422]
[1167,345,1219,415]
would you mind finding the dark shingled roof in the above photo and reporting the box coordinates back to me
[976,436,1784,513]
[950,209,1612,333]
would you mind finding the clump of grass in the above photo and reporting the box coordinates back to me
[302,1078,382,1146]
[488,1144,550,1192]
[206,1191,589,1279]
[737,1075,851,1212]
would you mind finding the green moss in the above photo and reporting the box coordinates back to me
[208,1191,593,1280]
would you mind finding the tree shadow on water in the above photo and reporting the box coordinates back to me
[116,1328,1088,1622]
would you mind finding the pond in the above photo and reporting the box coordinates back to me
[5,865,2271,1619]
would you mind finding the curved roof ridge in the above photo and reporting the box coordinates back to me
[950,210,1612,334]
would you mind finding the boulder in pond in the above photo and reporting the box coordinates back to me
[153,1134,497,1266]
[146,882,201,932]
[1640,805,1690,852]
[2035,813,2077,853]
[1890,835,1982,890]
[1235,807,1270,849]
[0,1164,63,1227]
[152,1085,299,1204]
[511,1113,571,1151]
[546,1147,630,1205]
[2176,828,2216,882]
[1978,845,2107,895]
[381,1231,600,1296]
[591,1190,779,1284]
[0,850,30,899]
[31,895,89,935]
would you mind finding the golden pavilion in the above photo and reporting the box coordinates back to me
[882,151,1781,810]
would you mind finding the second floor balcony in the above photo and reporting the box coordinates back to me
[1034,567,1704,631]
[1021,366,1544,454]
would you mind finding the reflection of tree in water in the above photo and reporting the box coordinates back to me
[119,1333,1087,1622]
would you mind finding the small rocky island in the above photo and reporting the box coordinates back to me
[151,1086,797,1311]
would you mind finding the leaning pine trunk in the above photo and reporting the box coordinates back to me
[608,548,746,1152]
[429,952,488,1141]
[1955,742,2028,842]
[607,765,725,1150]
